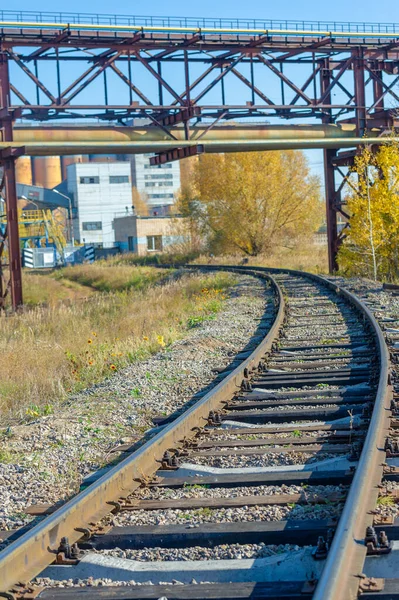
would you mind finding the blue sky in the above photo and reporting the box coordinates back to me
[9,0,399,22]
[8,1,399,186]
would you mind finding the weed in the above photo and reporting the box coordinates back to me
[183,483,210,490]
[377,495,395,507]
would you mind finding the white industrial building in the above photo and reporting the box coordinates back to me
[67,162,132,248]
[131,153,181,214]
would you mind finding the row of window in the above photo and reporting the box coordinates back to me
[144,163,172,169]
[148,193,174,199]
[79,176,130,185]
[145,181,173,188]
[144,173,173,180]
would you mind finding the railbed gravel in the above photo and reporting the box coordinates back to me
[0,273,270,532]
[134,483,345,501]
[327,275,399,513]
[108,501,342,527]
[185,451,338,469]
[87,542,309,562]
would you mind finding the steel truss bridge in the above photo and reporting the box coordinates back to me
[1,11,399,307]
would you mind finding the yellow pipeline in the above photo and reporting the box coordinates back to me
[13,124,361,144]
[2,137,397,156]
[1,20,399,38]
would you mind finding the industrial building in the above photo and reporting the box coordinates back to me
[66,162,132,248]
[114,214,189,255]
[12,152,185,255]
[130,153,181,214]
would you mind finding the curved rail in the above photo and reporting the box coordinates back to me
[0,265,391,599]
[0,269,285,595]
[199,265,391,600]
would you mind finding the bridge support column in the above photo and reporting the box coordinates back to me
[0,52,23,309]
[324,149,339,273]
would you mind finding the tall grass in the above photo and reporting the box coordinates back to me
[0,271,235,424]
[54,263,169,292]
[23,272,95,306]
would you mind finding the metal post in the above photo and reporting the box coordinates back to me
[320,58,339,273]
[0,52,23,309]
[353,47,366,136]
[323,149,339,273]
[4,155,22,307]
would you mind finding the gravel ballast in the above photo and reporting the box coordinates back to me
[0,273,271,532]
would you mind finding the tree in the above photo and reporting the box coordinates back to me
[132,187,149,216]
[180,151,322,256]
[338,142,399,281]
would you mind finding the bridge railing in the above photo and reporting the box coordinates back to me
[0,10,399,34]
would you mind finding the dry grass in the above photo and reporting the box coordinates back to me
[54,263,168,293]
[0,270,235,424]
[194,246,328,274]
[23,272,95,307]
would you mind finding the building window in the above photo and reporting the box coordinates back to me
[144,173,173,180]
[145,181,173,187]
[82,221,102,231]
[148,193,174,199]
[144,163,172,169]
[110,175,130,184]
[80,176,99,184]
[147,235,163,251]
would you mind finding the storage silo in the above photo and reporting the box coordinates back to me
[15,156,33,185]
[33,156,62,189]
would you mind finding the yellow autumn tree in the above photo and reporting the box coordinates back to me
[338,142,399,281]
[181,151,322,256]
[132,187,149,216]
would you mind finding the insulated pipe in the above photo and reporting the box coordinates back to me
[12,124,360,144]
[2,137,397,156]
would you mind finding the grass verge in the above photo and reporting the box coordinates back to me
[193,246,328,274]
[0,270,236,424]
[54,263,169,293]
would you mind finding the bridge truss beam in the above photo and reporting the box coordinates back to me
[1,21,399,306]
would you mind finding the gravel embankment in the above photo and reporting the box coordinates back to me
[0,274,271,532]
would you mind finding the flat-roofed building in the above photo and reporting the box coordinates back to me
[67,162,132,248]
[114,214,189,255]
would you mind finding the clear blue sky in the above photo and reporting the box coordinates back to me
[9,0,399,22]
[9,1,399,186]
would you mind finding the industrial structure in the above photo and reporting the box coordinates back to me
[66,161,132,248]
[131,153,181,213]
[1,13,399,306]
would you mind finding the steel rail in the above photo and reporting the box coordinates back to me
[0,268,284,596]
[2,20,399,38]
[201,265,391,600]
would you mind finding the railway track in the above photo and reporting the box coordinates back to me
[0,266,392,600]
